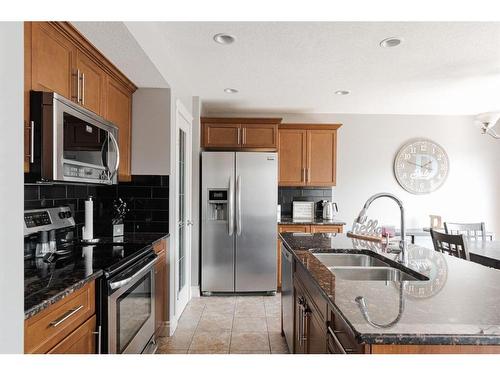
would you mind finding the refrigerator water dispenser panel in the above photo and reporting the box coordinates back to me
[208,189,228,221]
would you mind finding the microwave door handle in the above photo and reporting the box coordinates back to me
[108,131,120,180]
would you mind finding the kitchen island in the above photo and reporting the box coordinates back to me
[280,232,500,354]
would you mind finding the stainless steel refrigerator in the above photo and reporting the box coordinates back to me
[201,151,278,294]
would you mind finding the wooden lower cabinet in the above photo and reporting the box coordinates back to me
[153,239,168,337]
[293,275,327,354]
[48,315,96,354]
[310,225,343,234]
[25,281,96,354]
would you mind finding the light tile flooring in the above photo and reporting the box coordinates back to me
[157,294,289,354]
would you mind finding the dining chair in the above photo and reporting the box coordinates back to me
[444,222,487,241]
[430,229,470,260]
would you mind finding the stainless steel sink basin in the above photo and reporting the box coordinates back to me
[312,253,389,268]
[328,266,420,281]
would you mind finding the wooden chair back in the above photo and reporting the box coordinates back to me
[430,229,470,260]
[444,222,486,241]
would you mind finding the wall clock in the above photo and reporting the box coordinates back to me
[394,138,449,195]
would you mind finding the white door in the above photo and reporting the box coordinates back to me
[174,100,193,318]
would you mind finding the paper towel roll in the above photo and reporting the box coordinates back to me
[82,197,94,240]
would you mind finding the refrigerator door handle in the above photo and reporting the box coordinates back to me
[236,175,242,236]
[228,176,234,236]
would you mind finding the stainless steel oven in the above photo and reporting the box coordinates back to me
[107,252,157,354]
[27,91,119,185]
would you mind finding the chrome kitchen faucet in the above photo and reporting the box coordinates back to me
[355,192,408,265]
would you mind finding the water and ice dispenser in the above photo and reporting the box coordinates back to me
[207,189,228,221]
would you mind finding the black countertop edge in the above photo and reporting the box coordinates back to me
[278,217,346,225]
[24,270,103,320]
[280,234,500,346]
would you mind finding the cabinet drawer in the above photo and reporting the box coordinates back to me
[295,262,327,322]
[48,315,96,354]
[279,224,310,233]
[327,304,364,354]
[25,281,95,353]
[310,225,343,234]
[153,238,167,255]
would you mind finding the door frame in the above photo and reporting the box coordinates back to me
[169,99,193,334]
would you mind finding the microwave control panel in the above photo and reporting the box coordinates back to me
[63,163,107,181]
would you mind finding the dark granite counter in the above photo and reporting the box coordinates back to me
[25,232,168,319]
[279,216,346,226]
[280,232,500,345]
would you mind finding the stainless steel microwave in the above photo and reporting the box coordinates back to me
[26,91,119,185]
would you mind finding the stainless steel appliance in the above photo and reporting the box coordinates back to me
[201,152,278,293]
[281,243,294,352]
[27,91,119,185]
[24,205,157,354]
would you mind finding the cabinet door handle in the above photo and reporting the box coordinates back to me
[49,305,84,327]
[76,69,81,103]
[81,72,85,106]
[30,120,35,163]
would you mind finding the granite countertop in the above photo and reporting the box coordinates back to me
[280,232,500,345]
[24,232,168,319]
[279,216,346,226]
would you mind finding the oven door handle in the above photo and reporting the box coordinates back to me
[109,256,157,291]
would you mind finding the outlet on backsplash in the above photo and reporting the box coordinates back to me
[278,187,334,218]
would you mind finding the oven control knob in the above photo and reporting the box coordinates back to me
[58,212,65,219]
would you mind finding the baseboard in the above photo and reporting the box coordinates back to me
[191,285,200,298]
[166,319,178,337]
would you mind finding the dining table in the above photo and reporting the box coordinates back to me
[467,239,500,269]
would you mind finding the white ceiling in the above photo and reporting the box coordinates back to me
[74,22,500,115]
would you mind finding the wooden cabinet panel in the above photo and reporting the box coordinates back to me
[106,77,132,182]
[310,225,343,234]
[25,281,95,354]
[31,22,76,99]
[48,315,96,354]
[307,307,327,354]
[154,240,168,337]
[241,123,277,149]
[307,130,337,186]
[24,22,32,173]
[278,129,307,186]
[203,123,241,148]
[76,50,106,116]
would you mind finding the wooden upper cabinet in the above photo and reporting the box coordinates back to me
[307,129,337,186]
[106,77,133,182]
[241,123,278,149]
[24,22,137,177]
[31,22,76,99]
[278,129,307,186]
[201,118,281,150]
[76,50,106,116]
[203,122,241,148]
[278,124,341,187]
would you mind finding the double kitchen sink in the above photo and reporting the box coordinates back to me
[310,251,429,282]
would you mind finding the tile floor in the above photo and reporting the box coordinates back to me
[157,293,289,354]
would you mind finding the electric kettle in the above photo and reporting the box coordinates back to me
[322,201,338,220]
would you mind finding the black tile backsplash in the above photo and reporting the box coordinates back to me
[278,187,333,217]
[24,175,169,235]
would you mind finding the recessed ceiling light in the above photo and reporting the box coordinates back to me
[213,33,235,45]
[380,37,402,48]
[224,88,239,94]
[334,90,350,95]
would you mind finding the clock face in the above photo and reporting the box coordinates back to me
[394,139,449,195]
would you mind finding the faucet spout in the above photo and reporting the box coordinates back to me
[356,193,407,264]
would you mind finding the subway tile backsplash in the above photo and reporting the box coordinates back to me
[278,187,333,218]
[24,175,169,235]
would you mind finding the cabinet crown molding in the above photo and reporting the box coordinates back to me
[279,123,342,130]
